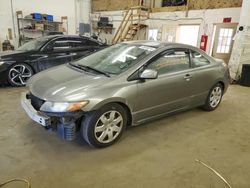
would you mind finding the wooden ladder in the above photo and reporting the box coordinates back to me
[112,6,149,44]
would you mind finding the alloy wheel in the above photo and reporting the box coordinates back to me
[209,86,222,108]
[94,110,123,144]
[9,64,33,86]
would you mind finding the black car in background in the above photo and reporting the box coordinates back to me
[0,35,107,86]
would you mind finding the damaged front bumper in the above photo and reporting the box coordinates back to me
[21,92,51,127]
[20,92,84,141]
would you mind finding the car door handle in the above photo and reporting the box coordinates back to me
[184,74,192,81]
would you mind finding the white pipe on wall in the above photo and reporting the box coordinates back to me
[75,0,92,34]
[10,0,16,38]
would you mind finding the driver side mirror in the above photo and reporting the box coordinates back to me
[139,69,158,79]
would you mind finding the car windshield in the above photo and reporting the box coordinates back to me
[17,37,51,51]
[72,43,156,75]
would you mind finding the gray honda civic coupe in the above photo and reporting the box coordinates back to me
[21,41,230,148]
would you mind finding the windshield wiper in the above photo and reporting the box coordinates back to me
[70,62,110,77]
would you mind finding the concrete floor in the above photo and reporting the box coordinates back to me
[0,85,250,188]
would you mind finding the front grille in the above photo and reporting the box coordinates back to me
[30,93,45,111]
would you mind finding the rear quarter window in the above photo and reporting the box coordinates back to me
[191,51,210,68]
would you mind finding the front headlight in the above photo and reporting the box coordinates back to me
[0,61,5,66]
[40,101,89,112]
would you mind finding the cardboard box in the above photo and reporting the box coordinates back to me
[35,23,44,30]
[56,23,64,32]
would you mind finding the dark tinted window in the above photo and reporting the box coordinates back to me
[45,38,70,50]
[68,38,83,48]
[17,37,50,51]
[86,39,99,46]
[191,51,210,67]
[148,49,190,75]
[68,38,99,48]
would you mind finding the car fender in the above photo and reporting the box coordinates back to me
[82,97,133,112]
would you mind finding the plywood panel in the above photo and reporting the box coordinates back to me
[92,0,242,12]
[92,0,140,11]
[188,0,242,10]
[92,0,108,11]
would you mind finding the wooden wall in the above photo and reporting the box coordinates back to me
[92,0,140,12]
[188,0,242,10]
[92,0,242,12]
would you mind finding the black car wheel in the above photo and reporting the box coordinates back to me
[81,103,127,148]
[203,83,223,111]
[8,63,34,87]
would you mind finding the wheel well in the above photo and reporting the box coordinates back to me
[76,102,133,129]
[115,102,133,127]
[218,81,225,91]
[23,62,36,74]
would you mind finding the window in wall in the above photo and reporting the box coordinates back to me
[148,29,158,41]
[178,25,200,47]
[216,28,234,53]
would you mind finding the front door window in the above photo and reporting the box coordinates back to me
[147,49,190,75]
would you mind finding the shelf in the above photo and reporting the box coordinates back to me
[20,28,45,32]
[18,18,62,24]
[16,10,68,46]
[93,26,114,34]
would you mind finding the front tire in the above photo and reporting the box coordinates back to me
[81,103,127,148]
[8,63,34,87]
[203,83,223,111]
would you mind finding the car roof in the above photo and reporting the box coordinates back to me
[123,40,200,50]
[40,35,100,42]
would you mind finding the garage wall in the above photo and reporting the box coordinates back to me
[92,0,242,11]
[92,7,241,54]
[228,0,250,80]
[0,0,77,48]
[92,0,140,11]
[148,8,241,55]
[0,0,13,47]
[151,0,242,9]
[91,10,123,44]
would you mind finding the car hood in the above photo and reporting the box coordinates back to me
[28,64,110,102]
[0,50,25,56]
[0,50,31,61]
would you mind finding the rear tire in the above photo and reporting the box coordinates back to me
[81,103,127,148]
[202,83,223,111]
[8,63,34,87]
